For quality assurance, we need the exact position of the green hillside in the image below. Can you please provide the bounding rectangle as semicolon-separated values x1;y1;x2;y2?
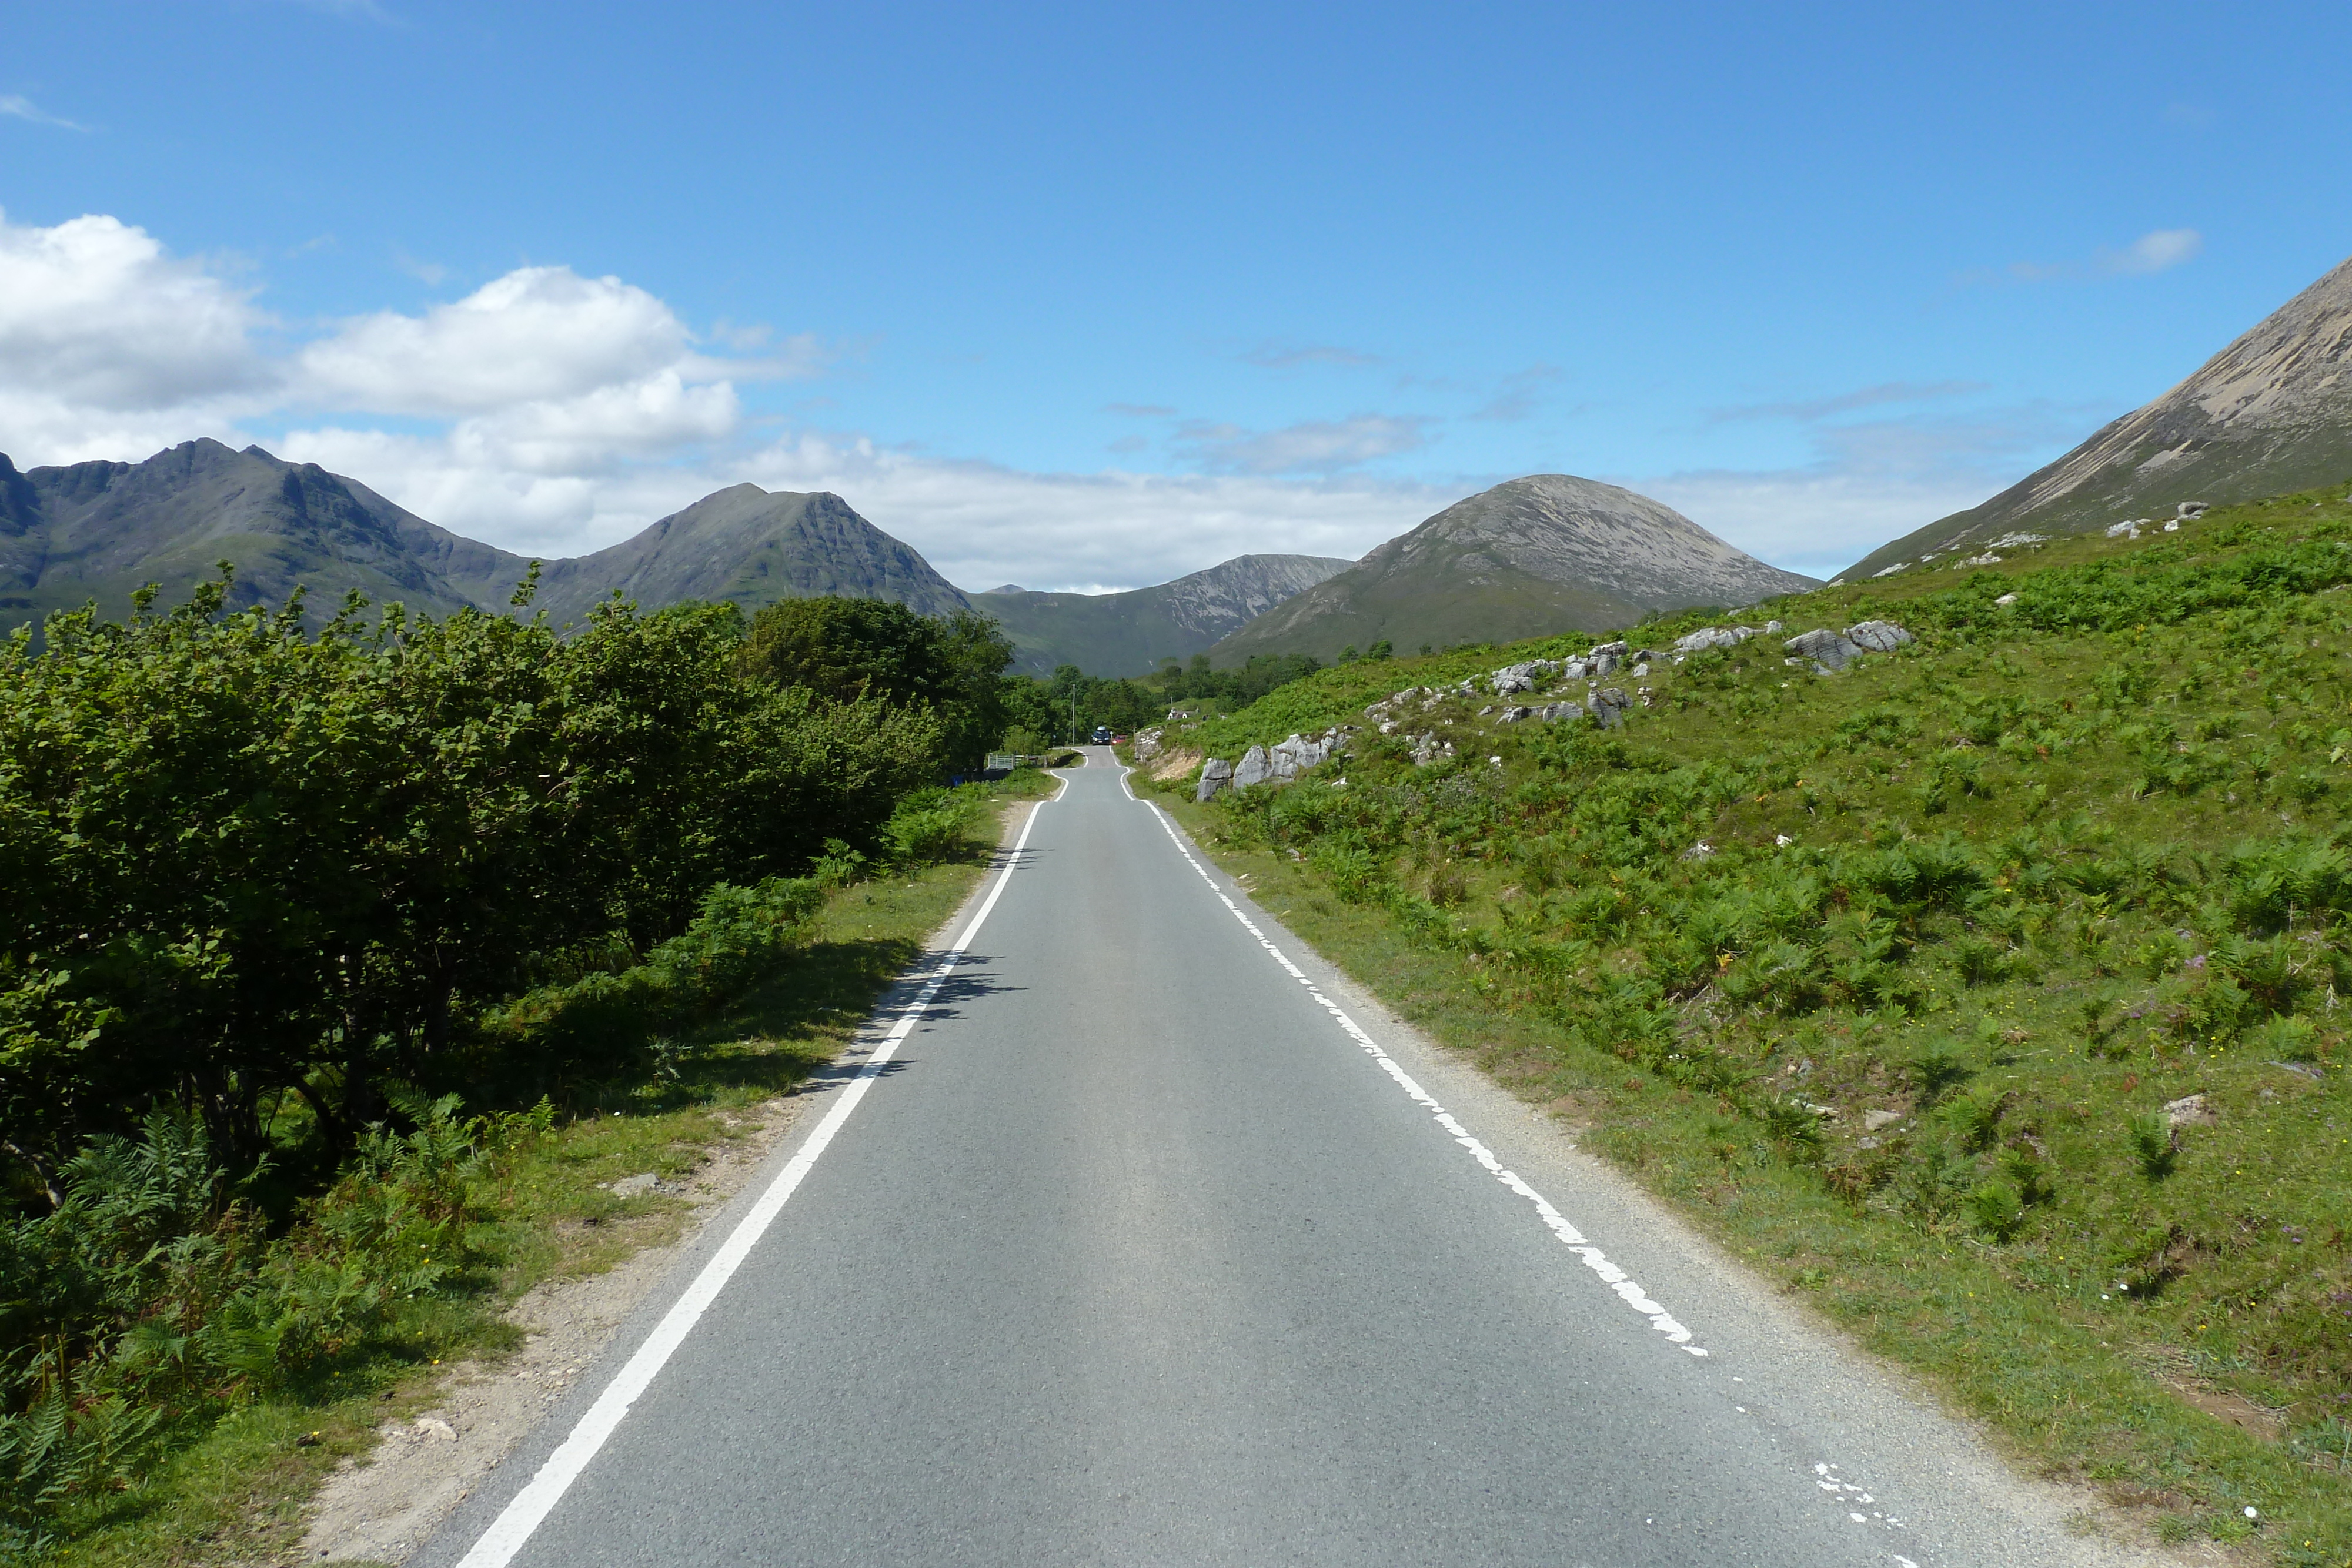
1140;482;2352;1559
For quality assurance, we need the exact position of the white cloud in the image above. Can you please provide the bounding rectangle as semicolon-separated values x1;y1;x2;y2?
725;435;1444;592
0;95;86;131
2100;228;2203;276
299;266;720;414
0;211;269;459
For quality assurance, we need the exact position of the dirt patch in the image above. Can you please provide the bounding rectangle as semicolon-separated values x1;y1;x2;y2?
2134;1345;2287;1443
1149;748;1201;783
299;1097;809;1563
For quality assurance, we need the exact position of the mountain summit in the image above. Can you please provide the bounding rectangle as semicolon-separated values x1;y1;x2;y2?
534;484;968;624
1845;253;2352;579
1207;474;1818;663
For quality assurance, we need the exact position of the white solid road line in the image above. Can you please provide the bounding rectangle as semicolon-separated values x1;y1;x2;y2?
452;795;1057;1568
1132;777;1710;1358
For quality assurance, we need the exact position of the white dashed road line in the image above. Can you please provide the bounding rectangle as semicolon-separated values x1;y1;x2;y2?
1134;788;1710;1358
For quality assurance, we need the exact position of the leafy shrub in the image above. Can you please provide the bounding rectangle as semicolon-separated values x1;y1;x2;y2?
883;788;977;866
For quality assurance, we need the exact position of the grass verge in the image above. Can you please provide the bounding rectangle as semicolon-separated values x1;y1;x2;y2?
1137;486;2352;1565
38;771;1057;1567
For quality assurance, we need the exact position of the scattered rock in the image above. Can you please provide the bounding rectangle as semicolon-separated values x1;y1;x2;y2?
1268;732;1332;780
1195;757;1234;803
1784;628;1866;671
602;1172;659;1199
1845;620;1915;654
1680;841;1715;861
2165;1093;2216;1128
1862;1109;1902;1132
1233;745;1272;788
1994;593;2019;606
1589;687;1633;728
2177;500;2208;519
413;1417;457;1443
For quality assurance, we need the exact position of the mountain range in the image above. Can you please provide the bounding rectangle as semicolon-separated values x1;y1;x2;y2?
1845;252;2352;579
22;253;2342;674
1208;474;1820;663
0;439;1349;673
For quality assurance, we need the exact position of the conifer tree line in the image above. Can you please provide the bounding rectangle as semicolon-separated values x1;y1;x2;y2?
0;573;1023;1198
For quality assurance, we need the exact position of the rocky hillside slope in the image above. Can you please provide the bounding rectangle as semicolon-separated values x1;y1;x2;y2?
0;440;965;630
1845;252;2352;580
974;553;1352;676
1207;474;1818;664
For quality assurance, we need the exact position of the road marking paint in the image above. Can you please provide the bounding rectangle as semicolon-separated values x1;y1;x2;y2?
452;796;1056;1568
1135;789;1709;1358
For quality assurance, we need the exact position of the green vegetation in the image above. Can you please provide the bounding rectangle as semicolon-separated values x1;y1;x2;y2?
1140;482;2352;1561
1004;651;1327;745
0;571;1044;1557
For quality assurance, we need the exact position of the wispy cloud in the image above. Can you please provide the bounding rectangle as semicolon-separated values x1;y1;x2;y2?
2099;228;2203;276
1635;399;2107;579
392;249;447;286
1709;379;1987;424
1173;412;1432;474
1470;363;1561;423
0;95;88;132
1973;228;2206;287
1105;402;1174;417
1240;341;1381;369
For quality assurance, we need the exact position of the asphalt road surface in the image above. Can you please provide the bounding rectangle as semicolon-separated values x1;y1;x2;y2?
420;751;2156;1568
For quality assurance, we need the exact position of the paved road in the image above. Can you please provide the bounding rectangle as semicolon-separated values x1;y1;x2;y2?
420;753;2150;1567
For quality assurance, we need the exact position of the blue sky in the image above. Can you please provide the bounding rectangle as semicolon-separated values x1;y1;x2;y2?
2;0;2347;589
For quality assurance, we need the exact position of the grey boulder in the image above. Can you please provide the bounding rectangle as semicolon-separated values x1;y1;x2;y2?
1783;628;1866;671
1196;758;1235;803
1234;745;1273;788
1846;620;1916;654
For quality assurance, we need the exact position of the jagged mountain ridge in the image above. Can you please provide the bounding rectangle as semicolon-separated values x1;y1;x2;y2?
1845;253;2352;580
975;553;1353;676
1207;474;1820;663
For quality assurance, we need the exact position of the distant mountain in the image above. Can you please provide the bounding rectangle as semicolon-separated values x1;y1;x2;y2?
0;439;524;624
533;484;968;624
0;439;966;631
1207;474;1819;663
1843;253;2352;581
973;553;1354;676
